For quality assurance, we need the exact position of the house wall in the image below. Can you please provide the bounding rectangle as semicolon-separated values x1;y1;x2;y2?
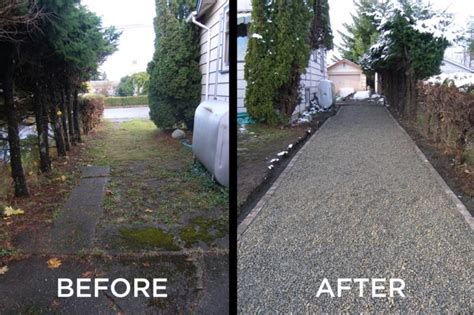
328;61;366;95
295;49;326;115
198;0;229;103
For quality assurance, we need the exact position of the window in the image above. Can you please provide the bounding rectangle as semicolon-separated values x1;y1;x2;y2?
237;23;248;62
220;6;229;72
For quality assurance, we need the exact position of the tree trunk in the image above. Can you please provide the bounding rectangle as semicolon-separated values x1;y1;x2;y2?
33;82;51;172
65;82;76;145
72;88;82;143
404;73;417;120
1;56;29;197
59;88;70;151
48;84;67;157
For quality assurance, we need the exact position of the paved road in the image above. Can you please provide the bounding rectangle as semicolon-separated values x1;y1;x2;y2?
238;105;474;313
103;106;149;121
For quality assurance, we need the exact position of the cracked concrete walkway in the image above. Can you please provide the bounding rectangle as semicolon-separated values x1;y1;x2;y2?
238;105;474;313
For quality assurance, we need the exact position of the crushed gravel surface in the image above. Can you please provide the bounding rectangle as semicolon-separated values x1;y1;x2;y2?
238;105;474;313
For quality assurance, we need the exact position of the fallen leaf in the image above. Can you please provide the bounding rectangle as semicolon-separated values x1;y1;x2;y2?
144;209;153;213
60;175;66;182
142;262;150;267
81;271;94;278
28;171;33;176
47;258;62;269
51;299;60;309
0;266;8;274
4;206;25;217
105;189;113;196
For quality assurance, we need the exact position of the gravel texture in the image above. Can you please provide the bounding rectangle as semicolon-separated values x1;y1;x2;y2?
238;105;474;313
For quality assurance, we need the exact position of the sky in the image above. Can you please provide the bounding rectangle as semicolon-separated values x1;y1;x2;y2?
82;0;156;82
328;0;474;64
81;0;473;81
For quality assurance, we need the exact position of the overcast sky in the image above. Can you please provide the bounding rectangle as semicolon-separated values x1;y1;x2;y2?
82;0;156;81
82;0;472;81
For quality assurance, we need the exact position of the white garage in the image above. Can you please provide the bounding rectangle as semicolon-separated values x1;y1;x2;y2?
328;59;367;96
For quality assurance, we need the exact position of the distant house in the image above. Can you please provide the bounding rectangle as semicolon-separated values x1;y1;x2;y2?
237;0;329;115
327;59;367;96
192;0;229;103
88;80;119;96
440;58;474;74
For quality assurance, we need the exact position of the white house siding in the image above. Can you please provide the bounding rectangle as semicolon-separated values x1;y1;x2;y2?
237;62;247;112
198;0;229;103
295;49;327;115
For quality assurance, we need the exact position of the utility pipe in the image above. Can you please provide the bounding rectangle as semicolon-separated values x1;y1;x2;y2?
214;12;224;100
187;11;211;100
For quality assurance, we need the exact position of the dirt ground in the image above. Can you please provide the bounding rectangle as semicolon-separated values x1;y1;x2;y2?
237;110;336;223
390;108;474;216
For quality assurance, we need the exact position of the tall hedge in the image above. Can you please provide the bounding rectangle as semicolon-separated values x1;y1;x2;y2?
245;0;333;125
148;0;201;130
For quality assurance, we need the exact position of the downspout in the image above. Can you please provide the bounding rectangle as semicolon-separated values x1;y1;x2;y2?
186;11;211;100
214;12;224;100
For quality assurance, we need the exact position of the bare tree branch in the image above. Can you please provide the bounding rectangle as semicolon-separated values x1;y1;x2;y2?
0;0;46;42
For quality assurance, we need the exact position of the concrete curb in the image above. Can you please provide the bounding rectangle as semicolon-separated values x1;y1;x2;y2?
237;108;342;240
385;107;474;230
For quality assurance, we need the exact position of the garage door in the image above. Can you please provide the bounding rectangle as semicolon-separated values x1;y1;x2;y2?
329;74;360;95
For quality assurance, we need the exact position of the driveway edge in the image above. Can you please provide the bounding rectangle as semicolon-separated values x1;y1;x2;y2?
385;107;474;230
237;108;342;240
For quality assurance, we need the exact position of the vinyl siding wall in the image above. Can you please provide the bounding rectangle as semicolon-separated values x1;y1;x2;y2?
198;0;229;103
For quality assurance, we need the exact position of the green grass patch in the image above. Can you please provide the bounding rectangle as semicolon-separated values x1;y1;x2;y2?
119;227;180;251
462;147;474;165
179;216;227;248
0;247;16;257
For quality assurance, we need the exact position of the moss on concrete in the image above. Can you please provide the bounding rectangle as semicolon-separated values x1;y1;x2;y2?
179;216;227;248
119;227;180;251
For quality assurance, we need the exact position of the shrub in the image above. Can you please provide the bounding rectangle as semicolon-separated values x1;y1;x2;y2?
417;82;474;163
79;95;105;134
148;0;201;130
104;96;149;107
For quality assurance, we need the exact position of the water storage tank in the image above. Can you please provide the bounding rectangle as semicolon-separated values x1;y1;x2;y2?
318;79;336;109
192;100;229;187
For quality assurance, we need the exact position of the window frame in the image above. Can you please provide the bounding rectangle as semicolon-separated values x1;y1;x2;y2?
220;5;230;73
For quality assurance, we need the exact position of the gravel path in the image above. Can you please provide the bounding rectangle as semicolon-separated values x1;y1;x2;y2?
238;105;474;313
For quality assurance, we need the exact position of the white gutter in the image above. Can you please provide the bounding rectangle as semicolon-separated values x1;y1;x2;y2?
187;11;211;100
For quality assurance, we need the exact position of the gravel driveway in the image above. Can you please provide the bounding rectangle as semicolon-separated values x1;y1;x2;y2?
238;105;474;313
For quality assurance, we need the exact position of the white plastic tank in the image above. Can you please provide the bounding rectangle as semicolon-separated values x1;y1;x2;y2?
192;100;229;187
318;79;336;109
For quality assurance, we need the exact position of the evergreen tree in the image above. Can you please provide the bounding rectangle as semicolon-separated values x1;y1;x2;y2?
338;0;381;63
245;0;332;124
360;0;451;118
245;0;333;125
148;0;201;130
116;75;134;96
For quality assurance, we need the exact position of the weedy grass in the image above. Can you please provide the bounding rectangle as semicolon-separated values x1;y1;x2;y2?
88;119;228;250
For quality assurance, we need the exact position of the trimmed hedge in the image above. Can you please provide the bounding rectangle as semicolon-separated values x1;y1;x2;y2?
104;96;149;107
79;95;105;134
